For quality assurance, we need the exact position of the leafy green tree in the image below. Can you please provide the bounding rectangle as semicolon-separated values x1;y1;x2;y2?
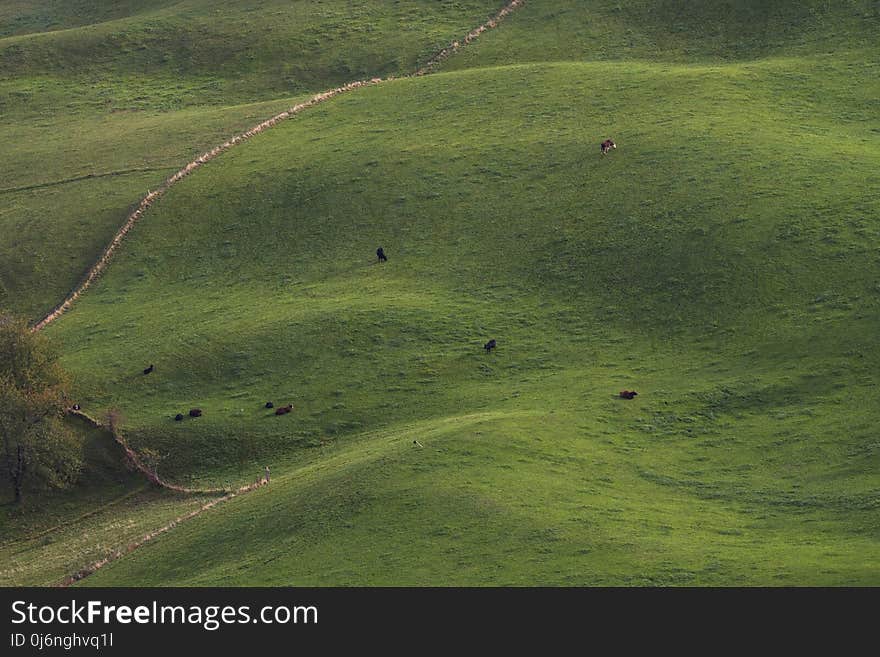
0;315;81;504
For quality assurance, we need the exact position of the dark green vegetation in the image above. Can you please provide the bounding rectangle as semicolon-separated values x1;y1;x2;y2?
3;1;879;585
0;315;79;504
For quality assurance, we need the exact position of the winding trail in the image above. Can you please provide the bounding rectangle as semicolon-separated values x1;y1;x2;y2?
45;0;527;586
32;0;526;333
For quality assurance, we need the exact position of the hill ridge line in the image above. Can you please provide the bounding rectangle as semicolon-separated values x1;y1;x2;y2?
32;0;526;333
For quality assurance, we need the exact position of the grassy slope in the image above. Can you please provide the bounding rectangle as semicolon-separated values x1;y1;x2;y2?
83;410;880;586
0;96;306;318
42;43;880;585
0;0;501;318
0;420;220;586
0;1;182;38
0;0;504;584
444;0;880;67
4;0;878;585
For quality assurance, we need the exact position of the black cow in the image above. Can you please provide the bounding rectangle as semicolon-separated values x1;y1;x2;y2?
484;339;497;353
377;247;388;262
265;401;274;409
174;413;184;421
189;408;203;417
143;364;154;375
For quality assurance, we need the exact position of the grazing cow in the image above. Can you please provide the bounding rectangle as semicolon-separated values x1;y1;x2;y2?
72;403;81;411
174;413;184;421
600;139;617;155
143;364;154;375
619;390;638;400
377;247;388;262
484;339;497;353
265;401;274;409
275;404;293;415
189;408;203;417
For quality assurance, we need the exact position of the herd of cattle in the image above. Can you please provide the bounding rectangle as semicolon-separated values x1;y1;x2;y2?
169;401;294;421
133;138;634;424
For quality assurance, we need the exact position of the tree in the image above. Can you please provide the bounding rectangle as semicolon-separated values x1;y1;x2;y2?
0;314;81;504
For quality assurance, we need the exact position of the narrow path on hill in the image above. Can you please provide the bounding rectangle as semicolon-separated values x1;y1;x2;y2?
47;0;527;586
32;0;526;333
0;168;169;195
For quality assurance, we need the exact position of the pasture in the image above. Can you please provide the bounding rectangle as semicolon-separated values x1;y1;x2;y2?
1;0;877;585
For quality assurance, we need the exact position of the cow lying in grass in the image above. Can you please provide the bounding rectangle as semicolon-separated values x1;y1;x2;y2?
275;404;293;415
619;390;638;400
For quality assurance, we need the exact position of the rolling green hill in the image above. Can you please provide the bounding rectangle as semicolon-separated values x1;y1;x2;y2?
3;0;878;585
0;0;501;319
444;0;879;67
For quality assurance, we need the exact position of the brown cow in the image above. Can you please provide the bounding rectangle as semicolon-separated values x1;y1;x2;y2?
275;404;293;415
619;390;638;400
600;139;617;155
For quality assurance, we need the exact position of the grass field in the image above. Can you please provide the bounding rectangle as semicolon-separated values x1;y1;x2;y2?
0;0;501;318
2;0;878;586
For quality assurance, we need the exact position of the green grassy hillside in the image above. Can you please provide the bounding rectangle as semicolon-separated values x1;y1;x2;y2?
50;57;880;584
0;0;501;318
444;0;879;68
0;0;502;114
4;0;879;585
82;409;880;586
0;1;181;38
